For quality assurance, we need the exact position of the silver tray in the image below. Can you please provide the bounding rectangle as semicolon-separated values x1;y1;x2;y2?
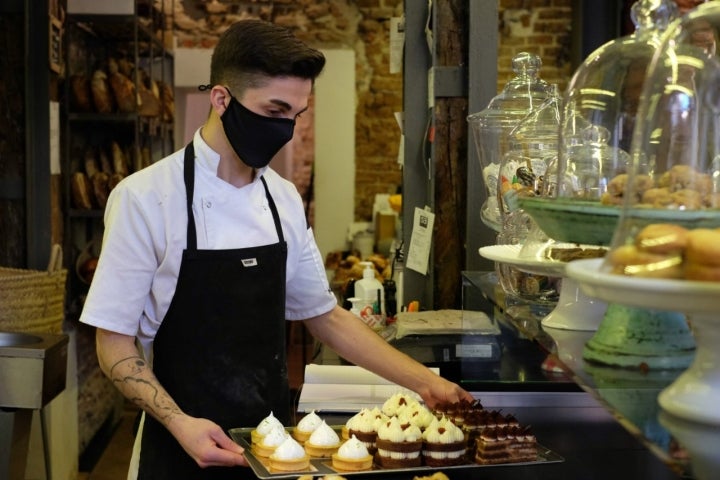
229;426;564;479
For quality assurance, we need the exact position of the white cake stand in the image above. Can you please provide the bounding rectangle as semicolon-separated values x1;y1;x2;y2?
480;245;607;331
567;258;720;480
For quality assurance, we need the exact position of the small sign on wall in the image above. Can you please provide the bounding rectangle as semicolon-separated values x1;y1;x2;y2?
49;15;62;73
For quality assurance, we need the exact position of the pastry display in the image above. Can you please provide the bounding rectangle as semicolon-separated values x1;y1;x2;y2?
331;434;373;471
421;416;467;467
304;420;341;458
375;416;423;468
267;436;310;472
241;397;546;474
250;411;284;445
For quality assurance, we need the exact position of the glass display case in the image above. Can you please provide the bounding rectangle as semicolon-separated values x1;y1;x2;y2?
461;270;692;478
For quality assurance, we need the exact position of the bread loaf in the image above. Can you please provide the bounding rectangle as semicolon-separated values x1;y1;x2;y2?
111;141;128;176
99;147;113;174
109;71;136;113
71;172;94;210
70;74;93;112
137;69;161;117
84;148;99;178
91;70;114;113
91;172;110;208
158;80;175;122
108;172;124;191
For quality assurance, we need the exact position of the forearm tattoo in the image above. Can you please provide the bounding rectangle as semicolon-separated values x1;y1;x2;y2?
109;356;183;425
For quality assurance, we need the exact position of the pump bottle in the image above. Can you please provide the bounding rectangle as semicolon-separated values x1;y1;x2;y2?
353;261;385;322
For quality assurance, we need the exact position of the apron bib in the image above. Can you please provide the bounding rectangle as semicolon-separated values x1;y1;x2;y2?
137;142;289;479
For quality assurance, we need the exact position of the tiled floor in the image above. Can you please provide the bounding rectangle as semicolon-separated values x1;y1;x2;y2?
78;407;135;479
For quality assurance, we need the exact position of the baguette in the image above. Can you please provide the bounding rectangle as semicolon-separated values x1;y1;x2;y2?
71;172;94;210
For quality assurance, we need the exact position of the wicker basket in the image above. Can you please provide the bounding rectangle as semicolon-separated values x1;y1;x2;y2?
0;245;68;334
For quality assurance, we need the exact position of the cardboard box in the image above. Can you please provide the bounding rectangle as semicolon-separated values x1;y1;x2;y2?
375;212;396;244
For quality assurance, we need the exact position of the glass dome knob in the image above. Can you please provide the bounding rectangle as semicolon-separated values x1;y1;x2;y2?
631;0;678;36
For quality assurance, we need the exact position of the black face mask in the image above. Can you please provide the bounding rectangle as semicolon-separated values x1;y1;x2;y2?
220;92;295;169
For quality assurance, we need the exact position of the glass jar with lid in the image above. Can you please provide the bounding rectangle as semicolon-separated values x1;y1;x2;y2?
468;52;553;232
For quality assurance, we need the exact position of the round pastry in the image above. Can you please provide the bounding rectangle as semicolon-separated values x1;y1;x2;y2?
397;403;435;430
607;244;684;279
640;187;673;207
251;411;284;445
684;262;720;281
381;392;420;417
251;424;289;458
345;407;386;454
268;436;310;472
422;416;467;467
671;188;704;209
375;417;423;468
304;420;341;458
685;228;720;266
292;410;323;444
331;434;374;471
635;223;689;254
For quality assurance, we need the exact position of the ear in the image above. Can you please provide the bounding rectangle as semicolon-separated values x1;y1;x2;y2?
209;85;231;116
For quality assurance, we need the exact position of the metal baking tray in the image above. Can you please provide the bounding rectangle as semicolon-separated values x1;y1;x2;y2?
229;426;564;479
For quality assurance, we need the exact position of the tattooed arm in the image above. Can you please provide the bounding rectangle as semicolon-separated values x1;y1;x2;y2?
95;328;248;468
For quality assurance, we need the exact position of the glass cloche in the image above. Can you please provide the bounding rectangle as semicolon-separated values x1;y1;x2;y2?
603;2;720;280
468;52;553;232
519;0;679;246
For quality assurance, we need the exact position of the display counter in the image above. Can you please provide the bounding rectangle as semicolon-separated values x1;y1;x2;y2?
304;271;688;479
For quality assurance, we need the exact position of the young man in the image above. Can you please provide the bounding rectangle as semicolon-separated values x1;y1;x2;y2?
80;19;472;479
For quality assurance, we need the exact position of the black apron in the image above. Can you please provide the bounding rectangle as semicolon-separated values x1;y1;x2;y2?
138;141;289;479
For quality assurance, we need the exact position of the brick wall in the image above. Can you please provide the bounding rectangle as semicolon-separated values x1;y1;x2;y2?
498;0;574;94
171;1;576;222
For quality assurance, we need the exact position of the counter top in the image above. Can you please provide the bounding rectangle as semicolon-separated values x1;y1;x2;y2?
304;271;689;478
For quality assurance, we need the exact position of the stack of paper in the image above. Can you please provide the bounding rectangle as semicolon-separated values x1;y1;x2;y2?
297;364;438;413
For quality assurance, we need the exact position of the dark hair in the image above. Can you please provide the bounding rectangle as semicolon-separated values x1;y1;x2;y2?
210;19;326;92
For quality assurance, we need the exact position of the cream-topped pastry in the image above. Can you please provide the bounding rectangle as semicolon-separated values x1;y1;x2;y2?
381;392;420;417
331;434;374;471
304;420;341;458
398;403;435;430
344;407;386;453
422;416;467;466
293;410;323;443
268;436;310;472
375;416;423;468
342;409;365;440
252;424;289;458
251;411;284;445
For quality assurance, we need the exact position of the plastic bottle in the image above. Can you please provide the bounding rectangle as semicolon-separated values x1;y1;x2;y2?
353;261;385;329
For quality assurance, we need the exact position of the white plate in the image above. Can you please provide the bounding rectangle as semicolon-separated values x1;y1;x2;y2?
478;245;566;276
567;258;720;425
565;259;720;314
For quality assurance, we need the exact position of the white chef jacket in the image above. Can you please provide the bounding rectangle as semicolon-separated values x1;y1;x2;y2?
80;129;337;360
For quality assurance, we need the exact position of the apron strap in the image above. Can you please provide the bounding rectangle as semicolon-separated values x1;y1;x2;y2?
260;176;285;245
183;141;198;252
